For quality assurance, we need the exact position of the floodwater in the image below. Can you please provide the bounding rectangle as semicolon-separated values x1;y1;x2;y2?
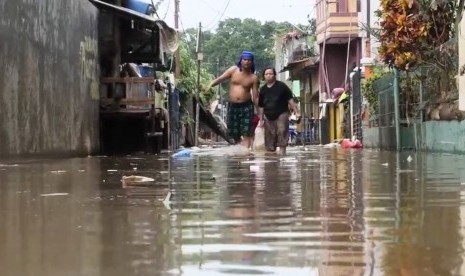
1;146;465;276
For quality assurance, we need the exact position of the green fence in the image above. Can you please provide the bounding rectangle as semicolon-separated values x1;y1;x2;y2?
368;73;397;150
373;73;395;127
365;70;423;151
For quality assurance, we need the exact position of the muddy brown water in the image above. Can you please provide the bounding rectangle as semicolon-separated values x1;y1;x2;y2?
1;147;465;275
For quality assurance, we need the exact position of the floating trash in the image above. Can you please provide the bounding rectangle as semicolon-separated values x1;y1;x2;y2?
0;164;19;167
50;170;67;174
249;165;260;172
40;193;69;197
121;175;155;183
241;160;276;164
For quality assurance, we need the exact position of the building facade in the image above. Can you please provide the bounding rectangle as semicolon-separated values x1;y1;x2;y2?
315;0;362;143
275;31;320;143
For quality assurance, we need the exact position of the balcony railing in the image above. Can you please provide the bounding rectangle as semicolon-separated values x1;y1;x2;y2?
315;0;360;43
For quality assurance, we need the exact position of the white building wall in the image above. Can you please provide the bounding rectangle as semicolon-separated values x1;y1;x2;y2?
358;0;381;62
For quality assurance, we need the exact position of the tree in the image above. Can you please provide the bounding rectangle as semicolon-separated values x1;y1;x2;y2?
308;18;316;34
377;0;458;71
377;0;464;97
177;18;316;104
375;0;465;121
196;18;298;76
176;42;216;106
377;0;429;70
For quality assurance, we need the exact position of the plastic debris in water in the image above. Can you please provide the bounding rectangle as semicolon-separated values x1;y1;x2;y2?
172;148;194;158
323;143;340;148
174;145;250;158
121;175;155;183
241;159;276;164
0;164;19;167
40;193;69;197
51;170;67;174
162;192;172;210
249;165;260;172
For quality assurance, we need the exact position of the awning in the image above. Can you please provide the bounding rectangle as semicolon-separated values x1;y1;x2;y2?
280;57;319;73
89;0;178;56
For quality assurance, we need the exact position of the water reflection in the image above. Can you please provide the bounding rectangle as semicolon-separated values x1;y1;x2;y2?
1;148;465;275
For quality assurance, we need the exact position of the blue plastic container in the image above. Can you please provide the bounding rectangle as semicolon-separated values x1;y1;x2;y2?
125;0;154;15
138;65;154;77
172;149;193;158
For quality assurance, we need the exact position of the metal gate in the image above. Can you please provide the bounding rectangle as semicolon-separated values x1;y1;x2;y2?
350;70;362;140
372;72;397;150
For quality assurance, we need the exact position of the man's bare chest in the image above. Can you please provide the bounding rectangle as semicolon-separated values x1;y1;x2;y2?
231;74;254;87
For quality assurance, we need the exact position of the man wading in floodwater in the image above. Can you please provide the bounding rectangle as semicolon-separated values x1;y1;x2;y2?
207;51;259;148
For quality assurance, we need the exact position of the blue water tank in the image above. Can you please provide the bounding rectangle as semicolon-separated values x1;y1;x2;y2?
138;65;154;77
125;0;154;15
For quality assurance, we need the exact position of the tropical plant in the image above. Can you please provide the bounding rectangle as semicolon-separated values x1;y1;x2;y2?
377;0;429;71
361;67;389;117
377;0;465;103
176;42;216;105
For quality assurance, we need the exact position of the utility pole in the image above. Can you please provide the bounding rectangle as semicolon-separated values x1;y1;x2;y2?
217;58;223;120
194;22;203;146
393;68;401;151
364;0;372;79
174;0;181;78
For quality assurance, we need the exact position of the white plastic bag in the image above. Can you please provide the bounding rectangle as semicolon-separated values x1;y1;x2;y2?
253;121;266;151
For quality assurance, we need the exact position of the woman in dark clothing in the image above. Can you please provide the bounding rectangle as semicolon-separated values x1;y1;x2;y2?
258;67;300;155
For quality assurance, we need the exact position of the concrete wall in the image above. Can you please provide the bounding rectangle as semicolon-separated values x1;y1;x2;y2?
419;121;465;153
363;121;465;153
0;0;100;157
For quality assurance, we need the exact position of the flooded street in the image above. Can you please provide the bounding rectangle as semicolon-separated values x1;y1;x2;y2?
2;147;465;275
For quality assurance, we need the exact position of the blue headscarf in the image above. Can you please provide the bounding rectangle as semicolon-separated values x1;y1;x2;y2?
237;51;255;73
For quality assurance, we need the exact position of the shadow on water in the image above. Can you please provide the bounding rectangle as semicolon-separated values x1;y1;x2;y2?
1;147;465;275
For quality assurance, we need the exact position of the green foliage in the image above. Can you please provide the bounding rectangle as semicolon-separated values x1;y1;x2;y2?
175;17;317;110
202;18;279;74
182;18;315;77
376;0;464;101
361;67;389;116
176;42;216;105
399;72;421;119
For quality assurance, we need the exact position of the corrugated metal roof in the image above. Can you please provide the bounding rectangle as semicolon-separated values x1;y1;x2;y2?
89;0;178;53
280;57;319;73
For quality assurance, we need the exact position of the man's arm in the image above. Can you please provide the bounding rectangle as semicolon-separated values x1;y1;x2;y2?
207;66;236;89
251;75;259;105
257;87;266;121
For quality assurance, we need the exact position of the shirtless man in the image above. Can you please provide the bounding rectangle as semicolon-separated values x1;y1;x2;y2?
207;51;259;148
